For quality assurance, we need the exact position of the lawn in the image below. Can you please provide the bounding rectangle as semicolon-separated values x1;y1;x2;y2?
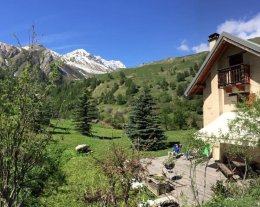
40;119;194;206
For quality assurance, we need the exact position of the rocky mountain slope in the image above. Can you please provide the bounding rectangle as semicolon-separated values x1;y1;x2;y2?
52;51;208;130
0;42;125;79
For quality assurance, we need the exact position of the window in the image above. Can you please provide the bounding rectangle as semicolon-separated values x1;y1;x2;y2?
229;53;244;84
229;53;243;66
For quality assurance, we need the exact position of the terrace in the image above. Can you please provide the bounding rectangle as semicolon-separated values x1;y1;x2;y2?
144;156;226;206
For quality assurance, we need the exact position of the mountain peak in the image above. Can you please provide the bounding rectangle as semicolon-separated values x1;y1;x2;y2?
66;49;91;57
0;42;126;79
63;48;126;74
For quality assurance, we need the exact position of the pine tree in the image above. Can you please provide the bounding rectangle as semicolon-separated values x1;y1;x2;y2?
74;89;98;136
126;88;166;150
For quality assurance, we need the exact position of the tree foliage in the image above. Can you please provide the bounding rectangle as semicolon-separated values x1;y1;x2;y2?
203;100;260;206
173;109;186;129
84;143;147;206
0;68;54;207
228;98;260;146
125;81;138;95
222;97;260;180
176;83;185;96
119;71;126;85
116;94;126;105
158;78;168;90
73;89;98;136
46;52;206;129
176;72;185;82
126;89;166;150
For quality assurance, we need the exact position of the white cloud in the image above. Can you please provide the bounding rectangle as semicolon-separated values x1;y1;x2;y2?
192;43;209;53
178;13;260;55
177;40;190;52
190;13;260;54
217;13;260;39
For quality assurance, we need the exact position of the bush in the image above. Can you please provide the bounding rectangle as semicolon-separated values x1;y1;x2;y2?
116;94;127;105
111;111;125;129
159;78;169;90
211;180;232;198
176;84;185;96
107;73;114;80
176;72;185;82
205;179;260;207
169;81;176;90
126;82;138;95
160;92;172;103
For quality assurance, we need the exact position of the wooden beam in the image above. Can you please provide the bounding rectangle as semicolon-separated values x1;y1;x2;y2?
196;84;205;89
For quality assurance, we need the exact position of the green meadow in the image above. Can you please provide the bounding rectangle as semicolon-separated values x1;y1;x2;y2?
40;119;193;206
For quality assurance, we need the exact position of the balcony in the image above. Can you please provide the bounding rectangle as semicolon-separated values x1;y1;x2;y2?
218;64;250;88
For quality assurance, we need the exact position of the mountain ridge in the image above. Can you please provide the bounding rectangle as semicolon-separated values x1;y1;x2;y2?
0;42;126;80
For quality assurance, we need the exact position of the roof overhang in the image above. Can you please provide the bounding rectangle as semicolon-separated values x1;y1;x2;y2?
185;32;260;96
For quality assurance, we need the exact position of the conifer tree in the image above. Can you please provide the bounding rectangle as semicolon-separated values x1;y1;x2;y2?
74;89;98;136
126;88;166;150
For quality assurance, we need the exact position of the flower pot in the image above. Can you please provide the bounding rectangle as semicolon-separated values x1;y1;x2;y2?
164;163;175;170
147;176;172;195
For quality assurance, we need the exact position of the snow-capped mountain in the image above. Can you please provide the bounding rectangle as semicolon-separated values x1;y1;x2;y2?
0;42;126;79
62;49;125;75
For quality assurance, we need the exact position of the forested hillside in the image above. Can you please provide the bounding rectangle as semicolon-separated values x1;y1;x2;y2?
51;52;208;130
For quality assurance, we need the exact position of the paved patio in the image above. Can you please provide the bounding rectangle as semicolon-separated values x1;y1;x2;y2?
144;155;226;206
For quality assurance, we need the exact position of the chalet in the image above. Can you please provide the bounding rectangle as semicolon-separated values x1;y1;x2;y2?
185;32;260;162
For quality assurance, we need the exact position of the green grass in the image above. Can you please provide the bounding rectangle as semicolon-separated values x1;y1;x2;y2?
40;119;193;206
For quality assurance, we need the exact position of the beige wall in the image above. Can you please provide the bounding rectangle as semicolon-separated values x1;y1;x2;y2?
203;45;260;127
212;143;260;162
202;45;260;161
247;52;260;93
212;143;260;163
203;62;220;126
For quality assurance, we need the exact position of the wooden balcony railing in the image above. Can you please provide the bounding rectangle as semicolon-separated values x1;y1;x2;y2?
218;64;250;88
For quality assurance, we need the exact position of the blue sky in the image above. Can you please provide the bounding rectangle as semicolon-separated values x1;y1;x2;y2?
1;0;260;67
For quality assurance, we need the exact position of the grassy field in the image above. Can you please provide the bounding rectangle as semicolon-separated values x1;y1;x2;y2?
40;119;194;206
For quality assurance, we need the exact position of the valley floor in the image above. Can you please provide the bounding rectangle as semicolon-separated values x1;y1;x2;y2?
40;119;193;207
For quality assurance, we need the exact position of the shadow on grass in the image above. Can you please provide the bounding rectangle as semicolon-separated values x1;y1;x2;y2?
165;141;181;148
149;141;181;151
50;123;70;131
51;131;71;135
92;135;121;140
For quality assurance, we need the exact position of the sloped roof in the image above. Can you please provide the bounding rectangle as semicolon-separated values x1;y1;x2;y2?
185;32;260;96
197;111;259;146
199;112;237;137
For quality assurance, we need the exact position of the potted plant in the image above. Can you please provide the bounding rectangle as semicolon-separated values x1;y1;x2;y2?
163;157;175;170
152;175;164;182
147;175;171;195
